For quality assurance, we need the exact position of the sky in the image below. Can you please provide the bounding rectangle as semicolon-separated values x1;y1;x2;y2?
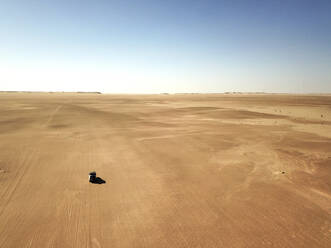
0;0;330;93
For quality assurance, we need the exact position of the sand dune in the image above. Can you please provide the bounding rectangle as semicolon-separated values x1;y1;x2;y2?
0;93;330;247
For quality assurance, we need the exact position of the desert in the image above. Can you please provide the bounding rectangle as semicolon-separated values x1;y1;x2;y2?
0;93;330;247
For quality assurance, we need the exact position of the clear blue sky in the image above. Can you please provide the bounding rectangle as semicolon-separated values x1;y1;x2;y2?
1;0;330;93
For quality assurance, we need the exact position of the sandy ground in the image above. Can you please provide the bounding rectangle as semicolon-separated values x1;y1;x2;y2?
0;93;330;248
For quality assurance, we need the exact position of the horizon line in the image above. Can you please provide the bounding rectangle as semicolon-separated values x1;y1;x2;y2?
1;91;331;95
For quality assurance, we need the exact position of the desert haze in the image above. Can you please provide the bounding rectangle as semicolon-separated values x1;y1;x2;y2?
0;93;330;247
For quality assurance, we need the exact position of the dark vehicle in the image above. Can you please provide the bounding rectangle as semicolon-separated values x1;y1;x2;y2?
89;171;106;184
89;171;97;182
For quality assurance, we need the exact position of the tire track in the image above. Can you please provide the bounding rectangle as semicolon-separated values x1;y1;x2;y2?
0;147;39;248
44;105;63;127
0;147;39;218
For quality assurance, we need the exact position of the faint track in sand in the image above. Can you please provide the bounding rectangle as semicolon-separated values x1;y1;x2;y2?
0;147;39;218
43;105;63;127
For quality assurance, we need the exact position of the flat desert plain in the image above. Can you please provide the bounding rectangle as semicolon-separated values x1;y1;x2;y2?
0;93;330;248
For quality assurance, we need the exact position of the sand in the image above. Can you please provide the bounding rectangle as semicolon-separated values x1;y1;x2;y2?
0;93;330;247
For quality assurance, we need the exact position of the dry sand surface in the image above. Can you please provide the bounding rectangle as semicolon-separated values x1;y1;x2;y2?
0;93;330;248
